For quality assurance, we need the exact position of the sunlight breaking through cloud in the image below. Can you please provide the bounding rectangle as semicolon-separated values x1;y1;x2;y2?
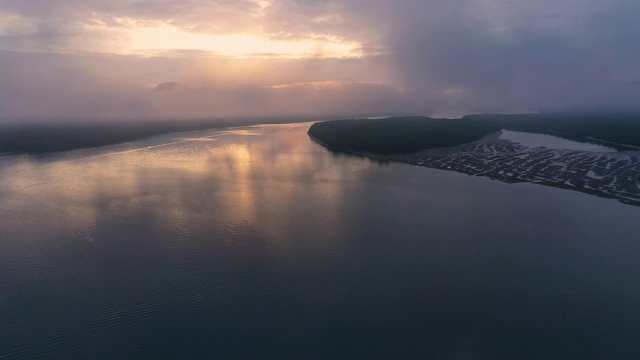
0;0;638;120
125;23;362;58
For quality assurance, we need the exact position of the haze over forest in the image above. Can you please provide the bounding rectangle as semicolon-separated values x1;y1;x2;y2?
1;0;639;122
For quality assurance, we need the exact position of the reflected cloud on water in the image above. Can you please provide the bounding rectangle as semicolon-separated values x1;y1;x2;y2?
0;123;370;260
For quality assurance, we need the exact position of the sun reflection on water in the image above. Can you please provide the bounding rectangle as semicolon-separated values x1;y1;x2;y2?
0;123;361;256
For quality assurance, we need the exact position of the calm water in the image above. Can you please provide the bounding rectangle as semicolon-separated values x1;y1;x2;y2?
1;123;639;359
500;130;617;152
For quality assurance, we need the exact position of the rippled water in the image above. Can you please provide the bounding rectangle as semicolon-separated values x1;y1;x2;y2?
1;123;639;359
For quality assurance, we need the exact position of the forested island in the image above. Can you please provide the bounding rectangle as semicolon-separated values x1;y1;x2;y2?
308;117;500;154
308;114;640;206
308;114;640;154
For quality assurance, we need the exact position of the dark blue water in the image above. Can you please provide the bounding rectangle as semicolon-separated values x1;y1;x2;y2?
1;123;639;359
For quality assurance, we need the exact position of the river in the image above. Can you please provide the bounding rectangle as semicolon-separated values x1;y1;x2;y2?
1;122;639;359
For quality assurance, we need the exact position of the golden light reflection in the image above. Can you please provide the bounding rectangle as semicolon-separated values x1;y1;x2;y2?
0;124;355;254
218;143;259;224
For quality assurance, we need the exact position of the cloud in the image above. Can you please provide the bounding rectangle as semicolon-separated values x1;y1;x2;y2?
375;0;640;112
0;49;408;120
0;0;639;121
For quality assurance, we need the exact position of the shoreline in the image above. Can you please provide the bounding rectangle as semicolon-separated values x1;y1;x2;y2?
309;130;640;207
0;117;322;155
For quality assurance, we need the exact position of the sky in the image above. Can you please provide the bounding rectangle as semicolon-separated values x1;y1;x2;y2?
0;0;639;121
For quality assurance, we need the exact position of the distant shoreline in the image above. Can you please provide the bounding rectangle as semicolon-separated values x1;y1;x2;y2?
4;112;640;156
307;116;640;207
0;116;322;155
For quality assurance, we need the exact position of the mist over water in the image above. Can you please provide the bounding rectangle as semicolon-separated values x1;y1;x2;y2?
1;123;639;359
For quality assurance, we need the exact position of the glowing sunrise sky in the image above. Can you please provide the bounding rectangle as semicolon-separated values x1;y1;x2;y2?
0;0;639;120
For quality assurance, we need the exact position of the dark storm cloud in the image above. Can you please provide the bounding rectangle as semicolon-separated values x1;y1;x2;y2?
369;0;640;112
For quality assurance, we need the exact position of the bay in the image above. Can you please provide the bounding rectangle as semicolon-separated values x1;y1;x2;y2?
1;122;639;359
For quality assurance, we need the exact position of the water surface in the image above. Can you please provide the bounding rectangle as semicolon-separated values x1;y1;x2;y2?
499;130;617;152
1;123;639;359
